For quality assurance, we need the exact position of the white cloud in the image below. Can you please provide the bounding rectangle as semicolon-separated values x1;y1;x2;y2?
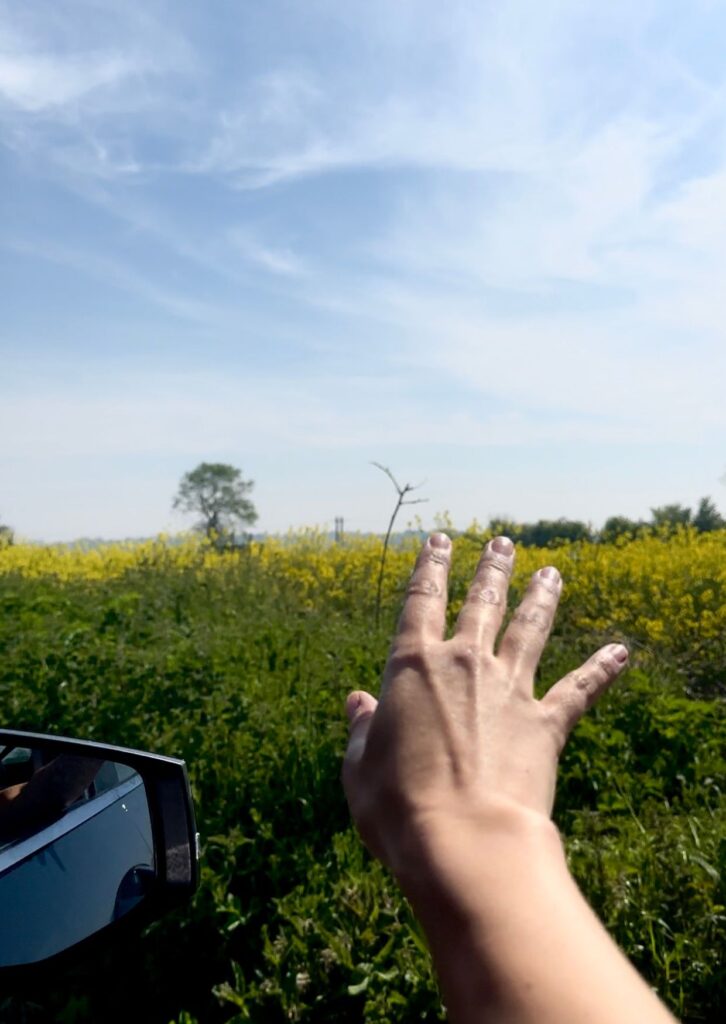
0;50;142;111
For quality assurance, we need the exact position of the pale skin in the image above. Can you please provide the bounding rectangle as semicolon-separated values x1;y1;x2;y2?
342;533;678;1024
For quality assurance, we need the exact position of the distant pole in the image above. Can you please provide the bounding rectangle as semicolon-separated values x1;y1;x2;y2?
334;517;344;543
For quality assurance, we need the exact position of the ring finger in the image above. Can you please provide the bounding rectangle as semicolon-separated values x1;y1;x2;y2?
497;565;562;680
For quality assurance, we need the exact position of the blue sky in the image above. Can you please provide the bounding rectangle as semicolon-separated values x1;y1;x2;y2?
2;0;725;541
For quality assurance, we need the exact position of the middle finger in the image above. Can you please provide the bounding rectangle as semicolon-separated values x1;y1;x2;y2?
454;536;515;649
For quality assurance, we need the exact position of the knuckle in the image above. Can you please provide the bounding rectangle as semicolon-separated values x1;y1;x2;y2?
419;548;450;568
387;641;433;676
466;560;511;604
406;576;444;599
592;654;614;680
479;554;511;578
466;583;502;606
501;629;529;655
531;575;560;597
449;639;482;674
531;598;556;620
566;669;600;711
570;670;592;695
511;608;550;634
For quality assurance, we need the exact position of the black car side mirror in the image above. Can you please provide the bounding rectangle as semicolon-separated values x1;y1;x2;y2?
0;729;199;973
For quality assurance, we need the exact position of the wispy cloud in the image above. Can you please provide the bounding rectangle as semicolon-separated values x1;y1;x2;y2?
192;60;545;189
0;49;144;112
3;0;726;538
0;367;667;462
0;0;193;182
226;228;307;277
3;237;224;325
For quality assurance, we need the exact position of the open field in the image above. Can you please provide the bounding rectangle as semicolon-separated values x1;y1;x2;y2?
0;529;724;1022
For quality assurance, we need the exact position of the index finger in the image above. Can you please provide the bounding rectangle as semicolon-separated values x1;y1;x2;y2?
395;533;452;643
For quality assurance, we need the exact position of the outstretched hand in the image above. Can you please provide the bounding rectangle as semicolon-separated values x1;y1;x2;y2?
342;533;629;880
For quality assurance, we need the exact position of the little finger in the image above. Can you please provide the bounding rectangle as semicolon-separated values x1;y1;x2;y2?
540;644;629;751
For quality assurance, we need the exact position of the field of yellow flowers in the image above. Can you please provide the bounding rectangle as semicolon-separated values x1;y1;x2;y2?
2;526;723;692
0;528;724;1023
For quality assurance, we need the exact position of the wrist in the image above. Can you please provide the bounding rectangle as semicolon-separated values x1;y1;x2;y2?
393;798;568;917
391;803;676;1024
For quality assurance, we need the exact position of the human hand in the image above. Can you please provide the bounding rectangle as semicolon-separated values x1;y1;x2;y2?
342;533;629;881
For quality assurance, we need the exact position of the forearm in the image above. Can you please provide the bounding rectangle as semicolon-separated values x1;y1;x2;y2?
0;757;103;835
400;804;677;1024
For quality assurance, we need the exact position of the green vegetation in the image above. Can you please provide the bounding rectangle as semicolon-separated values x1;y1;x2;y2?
0;537;723;1023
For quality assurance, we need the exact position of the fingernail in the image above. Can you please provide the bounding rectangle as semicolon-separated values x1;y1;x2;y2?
429;532;451;550
612;644;629;664
540;566;560;582
491;535;513;556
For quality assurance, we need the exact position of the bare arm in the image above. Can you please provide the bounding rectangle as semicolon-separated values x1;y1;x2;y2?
0;755;103;839
342;533;677;1024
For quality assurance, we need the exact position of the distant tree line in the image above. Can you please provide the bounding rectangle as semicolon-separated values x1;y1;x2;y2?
486;496;724;548
0;512;13;547
2;471;724;551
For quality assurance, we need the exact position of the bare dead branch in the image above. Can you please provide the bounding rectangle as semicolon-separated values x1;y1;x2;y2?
372;462;429;627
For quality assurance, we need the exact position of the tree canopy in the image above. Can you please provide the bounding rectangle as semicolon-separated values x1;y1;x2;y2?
0;512;13;547
173;463;257;545
650;502;692;529
693;496;725;533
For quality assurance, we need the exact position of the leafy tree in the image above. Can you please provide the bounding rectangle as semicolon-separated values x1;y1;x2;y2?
522;518;593;547
692;496;724;533
487;517;592;548
600;515;648;543
173;463;257;546
487;516;520;541
650;503;692;530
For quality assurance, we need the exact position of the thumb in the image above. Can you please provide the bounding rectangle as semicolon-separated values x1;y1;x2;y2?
343;690;378;768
